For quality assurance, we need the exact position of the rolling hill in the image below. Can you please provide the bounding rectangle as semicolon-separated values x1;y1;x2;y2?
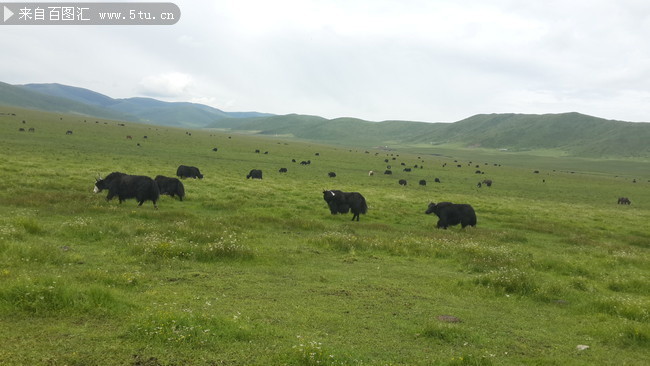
210;112;650;158
2;81;650;158
0;82;272;127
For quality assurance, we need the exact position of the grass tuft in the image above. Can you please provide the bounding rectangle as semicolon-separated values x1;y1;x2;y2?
475;267;539;296
0;277;128;316
127;311;252;347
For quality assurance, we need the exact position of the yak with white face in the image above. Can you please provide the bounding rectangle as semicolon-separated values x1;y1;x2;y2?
323;190;367;221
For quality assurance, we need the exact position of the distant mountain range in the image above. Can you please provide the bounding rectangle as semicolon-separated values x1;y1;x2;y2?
0;82;272;127
2;81;649;158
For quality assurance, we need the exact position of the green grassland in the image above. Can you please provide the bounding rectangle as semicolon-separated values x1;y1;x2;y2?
0;108;649;365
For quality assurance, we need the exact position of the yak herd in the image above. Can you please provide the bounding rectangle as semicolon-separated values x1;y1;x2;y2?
93;165;203;208
92;151;634;229
92;159;479;228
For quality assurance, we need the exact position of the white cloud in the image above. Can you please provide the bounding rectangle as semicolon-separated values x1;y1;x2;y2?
138;73;194;98
2;0;650;122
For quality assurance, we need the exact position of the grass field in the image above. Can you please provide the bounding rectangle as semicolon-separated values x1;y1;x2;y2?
1;108;649;365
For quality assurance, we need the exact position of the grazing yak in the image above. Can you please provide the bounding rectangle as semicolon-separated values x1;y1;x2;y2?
247;169;263;179
94;172;160;208
323;190;368;221
481;179;493;187
328;172;337;178
425;202;476;229
419;179;427;186
278;167;288;173
176;165;203;179
154;175;185;201
399;179;407;186
618;197;631;205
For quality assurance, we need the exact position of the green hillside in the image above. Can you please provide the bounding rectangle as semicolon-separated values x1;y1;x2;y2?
1;107;648;365
1;82;272;127
211;112;650;158
3;81;650;158
0;81;133;120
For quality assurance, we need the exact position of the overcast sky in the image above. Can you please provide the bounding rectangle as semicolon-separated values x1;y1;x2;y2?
2;0;650;122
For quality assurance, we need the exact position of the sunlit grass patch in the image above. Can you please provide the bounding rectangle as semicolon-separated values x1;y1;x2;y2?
475;267;539;296
127;311;252;347
14;216;45;235
288;336;354;366
591;295;649;322
130;229;254;262
195;230;254;261
312;231;442;256
448;354;495;366
607;276;650;295
421;323;476;346
0;277;129;316
0;240;72;265
616;325;650;348
455;241;525;273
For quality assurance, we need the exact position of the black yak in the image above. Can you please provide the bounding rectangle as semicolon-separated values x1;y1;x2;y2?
419;179;427;186
247;169;263;179
425;202;476;229
618;197;631;205
328;172;337;178
399;179;407;186
176;165;203;179
323;190;368;221
279;168;288;173
154;175;185;201
94;172;160;208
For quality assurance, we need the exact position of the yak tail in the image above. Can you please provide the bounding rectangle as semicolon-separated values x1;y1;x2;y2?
360;195;368;214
